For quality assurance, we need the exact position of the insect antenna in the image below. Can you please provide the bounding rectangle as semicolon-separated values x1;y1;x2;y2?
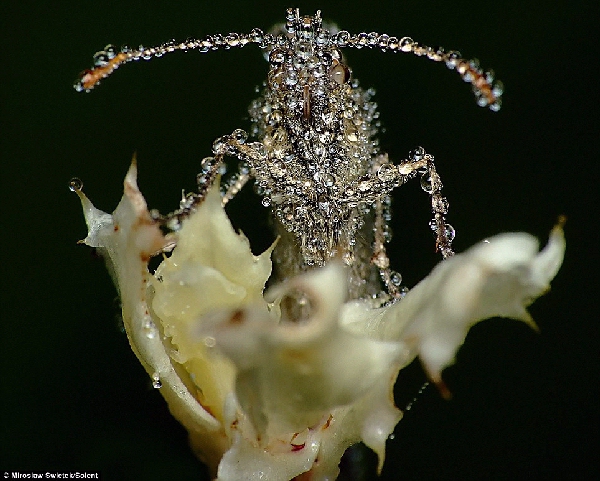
333;31;502;110
75;8;503;111
73;29;268;92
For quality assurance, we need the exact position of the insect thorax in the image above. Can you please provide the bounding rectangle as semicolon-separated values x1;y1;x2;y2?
245;13;390;297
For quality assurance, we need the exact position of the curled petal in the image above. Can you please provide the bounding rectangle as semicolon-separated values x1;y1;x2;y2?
373;221;566;387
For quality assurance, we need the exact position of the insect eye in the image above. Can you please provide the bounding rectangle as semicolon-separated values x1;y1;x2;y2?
328;61;350;85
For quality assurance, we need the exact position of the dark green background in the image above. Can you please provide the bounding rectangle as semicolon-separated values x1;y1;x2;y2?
2;0;598;479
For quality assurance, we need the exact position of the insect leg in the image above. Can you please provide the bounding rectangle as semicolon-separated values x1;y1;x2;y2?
397;147;455;259
372;196;407;299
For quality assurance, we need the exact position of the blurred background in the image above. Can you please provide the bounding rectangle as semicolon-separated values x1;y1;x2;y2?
2;0;598;479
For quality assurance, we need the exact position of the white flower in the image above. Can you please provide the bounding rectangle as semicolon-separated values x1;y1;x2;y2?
75;160;564;480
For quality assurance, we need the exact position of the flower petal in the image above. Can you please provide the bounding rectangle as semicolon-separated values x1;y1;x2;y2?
151;179;274;423
76;160;229;473
374;221;566;388
205;262;404;479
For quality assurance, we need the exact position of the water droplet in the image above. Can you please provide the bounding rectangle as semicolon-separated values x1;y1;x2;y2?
93;51;109;66
492;80;504;97
318;196;330;214
390;271;402;286
69;177;83;191
143;320;157;339
232;129;248;144
489;101;501;112
248;142;266;158
444;224;456;242
322;173;335;187
203;336;216;348
104;44;117;59
285;71;298;86
166;217;181;231
269;48;286;63
261;197;272;207
388;433;396;440
346;130;359;142
410;146;425;162
420;174;433;193
200;156;215;172
377;164;396;182
329;62;350;85
152;373;162;389
477;96;489;107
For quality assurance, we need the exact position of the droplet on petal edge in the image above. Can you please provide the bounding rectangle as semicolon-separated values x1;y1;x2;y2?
69;177;83;191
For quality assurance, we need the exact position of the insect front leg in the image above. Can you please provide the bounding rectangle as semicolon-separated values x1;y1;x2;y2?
151;129;260;230
221;165;251;206
397;147;455;259
208;129;271;207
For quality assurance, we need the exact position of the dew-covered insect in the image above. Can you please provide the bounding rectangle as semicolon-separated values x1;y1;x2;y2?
75;7;503;304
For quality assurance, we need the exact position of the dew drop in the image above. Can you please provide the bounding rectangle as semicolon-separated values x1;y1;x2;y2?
166;217;181;231
318;196;330;214
322;173;335;187
399;36;414;52
420;174;433;193
92;51;109;66
261;197;272;207
203;336;216;348
377;164;396;182
444;224;456;242
410;146;425;162
390;271;402;286
232;129;248;144
104;44;117;59
152;373;162;389
143;320;157;339
69;177;83;192
200;156;215;172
